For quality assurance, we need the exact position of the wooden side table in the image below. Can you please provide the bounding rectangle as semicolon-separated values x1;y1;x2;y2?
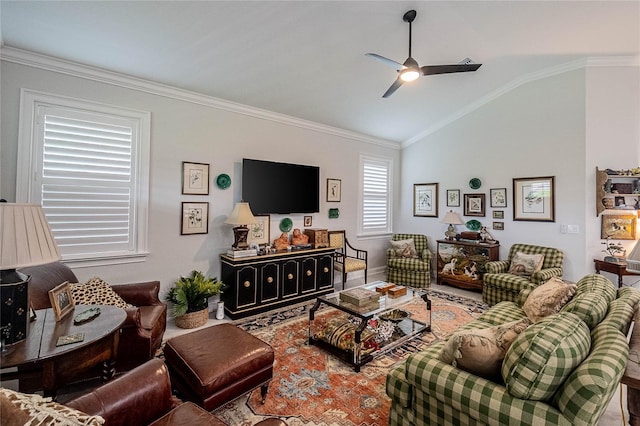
594;259;639;288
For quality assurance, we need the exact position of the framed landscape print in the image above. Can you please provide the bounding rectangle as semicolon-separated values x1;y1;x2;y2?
464;193;485;217
248;215;270;245
601;214;636;240
447;189;460;207
490;188;507;207
181;202;209;235
493;210;504;219
513;176;555;222
182;162;209;195
414;183;438;217
327;178;341;202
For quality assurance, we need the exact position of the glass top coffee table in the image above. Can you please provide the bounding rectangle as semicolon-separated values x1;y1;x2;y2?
308;281;431;372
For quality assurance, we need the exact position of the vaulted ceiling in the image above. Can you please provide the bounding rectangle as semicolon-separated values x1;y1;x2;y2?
1;1;638;144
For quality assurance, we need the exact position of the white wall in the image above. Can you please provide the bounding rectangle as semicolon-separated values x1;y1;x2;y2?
0;59;400;294
398;66;638;283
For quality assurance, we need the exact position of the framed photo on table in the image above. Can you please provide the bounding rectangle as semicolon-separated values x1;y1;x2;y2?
327;179;341;202
513;176;555;222
464;193;485;217
490;188;507;208
447;189;460;207
182;162;210;195
248;215;270;246
181;202;209;235
48;282;75;321
414;183;439;217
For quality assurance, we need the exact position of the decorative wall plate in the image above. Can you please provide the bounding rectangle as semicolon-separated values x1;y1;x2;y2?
216;174;231;189
466;219;481;231
328;208;340;219
279;217;293;232
469;178;482;189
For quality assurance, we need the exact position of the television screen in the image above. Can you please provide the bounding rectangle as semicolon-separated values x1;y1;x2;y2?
242;158;320;214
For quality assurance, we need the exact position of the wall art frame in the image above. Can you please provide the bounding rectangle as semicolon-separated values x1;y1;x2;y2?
601;214;636;240
493;210;504;219
181;202;209;235
493;222;505;231
447;189;460;207
327;178;341;202
414;183;439;217
182;161;210;195
490;188;507;208
304;216;312;227
513;176;555;222
248;215;270;246
464;193;485;217
48;282;75;322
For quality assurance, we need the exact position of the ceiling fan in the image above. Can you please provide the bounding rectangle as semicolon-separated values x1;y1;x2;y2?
366;9;482;98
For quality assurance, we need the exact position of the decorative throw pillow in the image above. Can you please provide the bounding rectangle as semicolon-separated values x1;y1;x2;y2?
438;317;531;380
389;238;418;258
508;252;545;276
502;312;590;401
522;277;577;322
69;277;132;309
0;387;104;425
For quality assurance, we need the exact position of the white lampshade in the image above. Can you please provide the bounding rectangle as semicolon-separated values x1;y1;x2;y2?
225;202;256;226
441;210;464;225
0;203;61;270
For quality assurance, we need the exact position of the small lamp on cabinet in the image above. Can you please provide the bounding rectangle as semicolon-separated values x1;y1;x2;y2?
225;202;256;250
441;210;464;240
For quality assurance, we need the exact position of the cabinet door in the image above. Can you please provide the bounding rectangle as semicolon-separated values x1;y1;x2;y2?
281;260;299;298
236;266;258;309
260;262;279;303
316;254;333;290
301;257;317;293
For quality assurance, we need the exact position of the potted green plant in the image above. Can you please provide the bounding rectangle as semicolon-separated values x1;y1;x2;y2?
165;270;225;328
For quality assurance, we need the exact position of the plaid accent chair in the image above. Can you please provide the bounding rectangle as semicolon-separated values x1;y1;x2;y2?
482;244;563;306
386;234;431;288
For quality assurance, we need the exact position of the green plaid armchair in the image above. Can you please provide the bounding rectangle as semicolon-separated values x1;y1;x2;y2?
482;244;564;306
386;234;431;288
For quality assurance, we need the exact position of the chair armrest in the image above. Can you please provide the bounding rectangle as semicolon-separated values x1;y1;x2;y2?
485;260;510;273
419;249;432;263
121;307;142;329
530;268;563;285
66;359;175;425
111;281;162;306
387;248;398;260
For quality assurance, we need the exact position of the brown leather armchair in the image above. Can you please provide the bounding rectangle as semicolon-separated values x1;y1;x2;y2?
20;261;167;373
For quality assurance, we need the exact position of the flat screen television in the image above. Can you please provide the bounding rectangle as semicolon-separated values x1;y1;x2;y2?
242;158;320;214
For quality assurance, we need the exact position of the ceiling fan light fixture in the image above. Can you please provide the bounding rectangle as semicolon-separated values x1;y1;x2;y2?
400;68;420;82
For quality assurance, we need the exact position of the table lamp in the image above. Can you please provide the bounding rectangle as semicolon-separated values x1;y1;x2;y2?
441;210;465;240
225;202;256;250
1;203;61;345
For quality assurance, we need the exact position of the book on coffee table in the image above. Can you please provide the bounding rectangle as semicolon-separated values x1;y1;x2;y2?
339;288;380;306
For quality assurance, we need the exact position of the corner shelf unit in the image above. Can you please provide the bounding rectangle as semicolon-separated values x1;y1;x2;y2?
596;167;640;216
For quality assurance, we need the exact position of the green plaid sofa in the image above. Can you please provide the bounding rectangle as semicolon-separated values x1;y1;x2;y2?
386;234;431;288
482;244;564;306
387;274;639;426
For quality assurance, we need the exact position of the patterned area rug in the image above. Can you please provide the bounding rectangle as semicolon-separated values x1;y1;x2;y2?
212;289;487;426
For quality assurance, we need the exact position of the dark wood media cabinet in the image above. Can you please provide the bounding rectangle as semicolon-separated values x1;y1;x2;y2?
220;247;335;319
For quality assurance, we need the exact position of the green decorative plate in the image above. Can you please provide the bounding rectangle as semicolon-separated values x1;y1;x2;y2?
469;178;482;190
466;219;481;231
328;208;340;219
279;217;293;232
216;174;231;189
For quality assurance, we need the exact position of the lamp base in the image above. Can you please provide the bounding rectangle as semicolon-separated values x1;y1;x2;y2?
232;225;250;250
444;224;457;241
0;269;30;345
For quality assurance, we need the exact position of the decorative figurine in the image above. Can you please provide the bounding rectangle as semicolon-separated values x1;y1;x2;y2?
273;232;291;251
291;228;309;245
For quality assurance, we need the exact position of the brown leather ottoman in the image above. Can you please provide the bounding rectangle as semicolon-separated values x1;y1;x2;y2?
164;323;275;411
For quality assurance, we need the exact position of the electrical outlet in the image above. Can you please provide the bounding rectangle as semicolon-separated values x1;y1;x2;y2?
560;224;568;234
567;225;579;234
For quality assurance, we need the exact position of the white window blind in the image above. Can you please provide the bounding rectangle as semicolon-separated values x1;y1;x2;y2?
17;90;150;264
360;155;392;235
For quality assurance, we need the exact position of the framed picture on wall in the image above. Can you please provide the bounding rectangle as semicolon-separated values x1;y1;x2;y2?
513;176;555;222
182;162;210;195
464;193;485;217
447;189;460;207
181;202;209;235
490;188;507;208
601;214;636;240
327;179;341;202
414;183;439;217
304;216;312;227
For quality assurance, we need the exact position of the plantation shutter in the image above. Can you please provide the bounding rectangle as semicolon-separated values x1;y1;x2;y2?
361;156;391;233
37;106;137;256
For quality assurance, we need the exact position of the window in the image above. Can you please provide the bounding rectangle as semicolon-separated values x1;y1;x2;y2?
359;155;392;235
17;90;150;265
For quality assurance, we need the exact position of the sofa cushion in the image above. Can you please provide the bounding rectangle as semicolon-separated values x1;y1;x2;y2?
70;277;132;309
389;238;418;258
560;291;609;329
522;277;576;322
599;298;636;334
0;387;104;426
502;312;591;401
576;274;616;303
387;257;429;271
439;318;530;379
508;252;544;276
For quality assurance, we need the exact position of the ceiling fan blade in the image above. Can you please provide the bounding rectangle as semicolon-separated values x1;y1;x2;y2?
365;53;406;70
420;63;482;76
382;78;404;98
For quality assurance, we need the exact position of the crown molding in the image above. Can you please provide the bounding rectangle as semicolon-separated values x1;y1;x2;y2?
402;55;639;148
0;46;399;150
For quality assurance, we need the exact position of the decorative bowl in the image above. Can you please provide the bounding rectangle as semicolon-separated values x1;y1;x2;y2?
379;309;411;322
469;178;482;189
216;174;231;189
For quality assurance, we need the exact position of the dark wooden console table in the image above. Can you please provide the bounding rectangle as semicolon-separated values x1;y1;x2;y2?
594;259;639;288
0;304;125;397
